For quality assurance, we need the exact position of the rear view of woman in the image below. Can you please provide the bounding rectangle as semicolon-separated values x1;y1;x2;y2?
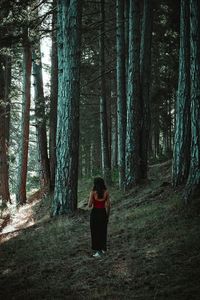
88;177;111;258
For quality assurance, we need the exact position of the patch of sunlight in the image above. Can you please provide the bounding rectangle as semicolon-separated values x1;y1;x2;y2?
2;268;12;275
0;231;19;243
27;187;39;196
145;247;158;259
1;198;40;243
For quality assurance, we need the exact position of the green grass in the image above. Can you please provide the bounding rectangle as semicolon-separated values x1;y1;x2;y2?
1;165;200;299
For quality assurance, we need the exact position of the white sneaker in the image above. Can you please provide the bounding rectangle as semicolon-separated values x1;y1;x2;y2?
101;250;106;254
93;251;101;258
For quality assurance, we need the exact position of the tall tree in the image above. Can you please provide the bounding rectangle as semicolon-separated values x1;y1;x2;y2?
5;56;12;144
49;0;58;191
0;55;11;203
16;32;32;205
52;0;82;215
172;0;190;186
116;0;126;189
184;0;200;202
32;41;51;190
99;0;112;184
140;0;152;179
124;0;129;78
125;0;141;188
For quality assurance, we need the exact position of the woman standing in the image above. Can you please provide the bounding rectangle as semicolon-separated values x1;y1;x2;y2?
88;177;111;258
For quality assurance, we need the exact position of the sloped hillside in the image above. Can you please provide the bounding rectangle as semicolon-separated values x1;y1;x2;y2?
0;161;200;300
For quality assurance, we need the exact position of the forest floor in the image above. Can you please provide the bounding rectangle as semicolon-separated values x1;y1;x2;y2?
1;160;200;300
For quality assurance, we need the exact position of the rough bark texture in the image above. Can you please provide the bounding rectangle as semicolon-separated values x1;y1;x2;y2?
53;0;82;215
184;0;200;202
125;0;141;188
140;0;152;179
32;43;51;190
99;0;111;184
116;0;126;189
5;56;11;144
49;0;58;191
125;0;129;86
172;0;190;186
0;56;10;203
16;38;32;205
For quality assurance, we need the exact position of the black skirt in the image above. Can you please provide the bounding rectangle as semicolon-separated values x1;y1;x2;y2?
90;208;108;251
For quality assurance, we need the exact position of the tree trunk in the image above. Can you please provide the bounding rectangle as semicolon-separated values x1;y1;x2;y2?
16;38;32;205
116;0;126;189
32;42;51;191
5;56;11;144
0;55;10;203
172;0;190;186
52;0;82;215
184;0;200;202
125;0;129;86
49;0;58;191
125;0;141;188
90;143;94;177
99;0;111;184
111;103;118;169
140;0;152;179
154;124;160;158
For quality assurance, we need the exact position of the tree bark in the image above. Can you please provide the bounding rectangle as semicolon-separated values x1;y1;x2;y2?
49;0;58;191
53;0;82;215
125;0;141;188
125;0;129;86
116;0;126;189
16;37;32;205
99;0;111;184
0;55;11;203
172;1;191;186
184;0;200;202
32;42;51;191
140;0;152;179
5;56;11;145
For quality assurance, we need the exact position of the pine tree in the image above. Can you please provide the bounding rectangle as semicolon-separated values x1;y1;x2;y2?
125;0;141;188
52;0;82;215
16;31;32;205
184;0;200;202
0;55;11;203
116;0;126;189
49;0;58;191
140;0;153;179
99;0;112;184
32;40;50;190
172;0;190;186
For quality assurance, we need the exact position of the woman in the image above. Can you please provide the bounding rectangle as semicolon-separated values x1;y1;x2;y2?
88;177;111;258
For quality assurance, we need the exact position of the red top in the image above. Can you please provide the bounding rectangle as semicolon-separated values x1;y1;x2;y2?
93;191;107;208
93;198;106;208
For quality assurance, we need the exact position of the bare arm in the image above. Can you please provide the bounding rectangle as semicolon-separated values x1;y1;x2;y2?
88;191;94;208
105;192;111;217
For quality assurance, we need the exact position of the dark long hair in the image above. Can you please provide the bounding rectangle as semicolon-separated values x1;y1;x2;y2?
92;177;107;199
